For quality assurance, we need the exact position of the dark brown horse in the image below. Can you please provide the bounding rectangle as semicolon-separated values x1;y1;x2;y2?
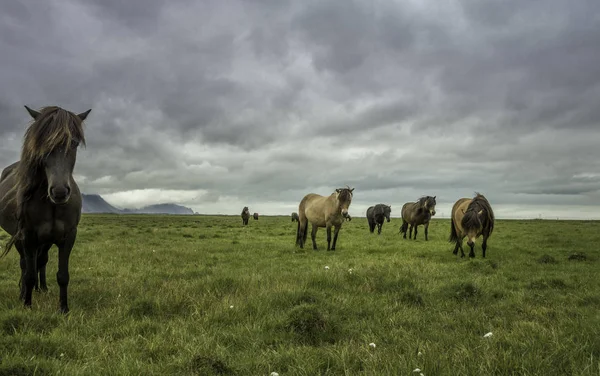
296;187;354;251
449;193;495;258
291;212;299;222
0;105;91;313
399;196;436;241
367;204;391;234
253;212;259;220
241;207;250;225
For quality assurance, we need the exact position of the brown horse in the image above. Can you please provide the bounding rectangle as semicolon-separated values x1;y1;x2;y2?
253;212;259;220
399;196;436;240
296;187;354;251
0;105;91;313
241;207;250;225
291;212;299;222
449;193;495;258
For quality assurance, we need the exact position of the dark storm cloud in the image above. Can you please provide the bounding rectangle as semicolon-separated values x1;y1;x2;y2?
0;0;599;217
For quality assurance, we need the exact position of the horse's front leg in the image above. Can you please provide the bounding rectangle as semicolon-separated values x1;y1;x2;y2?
408;225;413;239
413;225;418;240
467;239;476;258
424;223;429;241
36;244;51;292
57;229;77;314
21;237;38;308
331;225;341;250
15;242;27;300
377;223;382;235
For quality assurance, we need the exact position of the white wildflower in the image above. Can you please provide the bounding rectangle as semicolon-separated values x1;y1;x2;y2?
483;332;493;338
324;266;330;270
369;342;376;348
417;351;423;356
270;373;279;376
413;369;421;373
229;305;234;309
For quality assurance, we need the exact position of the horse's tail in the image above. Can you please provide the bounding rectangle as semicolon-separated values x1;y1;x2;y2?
295;219;301;246
399;221;408;234
1;232;18;259
449;218;459;243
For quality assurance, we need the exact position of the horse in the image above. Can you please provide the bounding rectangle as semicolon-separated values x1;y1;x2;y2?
0;105;91;313
296;187;354;251
367;204;391;234
253;213;259;220
449;193;495;258
346;214;352;221
399;196;437;241
291;212;299;222
241;207;250;225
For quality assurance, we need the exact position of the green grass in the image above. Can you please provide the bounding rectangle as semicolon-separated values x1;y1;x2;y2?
0;215;599;375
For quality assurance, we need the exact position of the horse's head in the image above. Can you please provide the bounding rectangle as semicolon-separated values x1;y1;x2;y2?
22;106;90;205
421;196;436;216
335;187;354;218
384;205;392;222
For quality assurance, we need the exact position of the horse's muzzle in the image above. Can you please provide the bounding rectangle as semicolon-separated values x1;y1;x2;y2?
49;186;71;205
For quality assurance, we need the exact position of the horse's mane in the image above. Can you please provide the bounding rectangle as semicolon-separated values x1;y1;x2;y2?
462;193;495;234
4;107;85;254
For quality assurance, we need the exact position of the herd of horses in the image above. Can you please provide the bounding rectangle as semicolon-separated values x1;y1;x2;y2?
0;106;495;313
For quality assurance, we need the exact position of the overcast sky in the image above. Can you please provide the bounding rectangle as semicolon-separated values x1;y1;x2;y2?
1;0;599;219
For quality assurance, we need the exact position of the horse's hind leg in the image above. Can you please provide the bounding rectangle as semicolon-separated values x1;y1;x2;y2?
311;224;318;250
408;224;413;239
413;225;418;240
326;226;332;251
15;242;26;300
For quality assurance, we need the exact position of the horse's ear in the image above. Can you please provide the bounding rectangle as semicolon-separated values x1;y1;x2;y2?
335;189;341;193
77;109;92;121
350;188;354;193
433;196;436;199
24;105;41;120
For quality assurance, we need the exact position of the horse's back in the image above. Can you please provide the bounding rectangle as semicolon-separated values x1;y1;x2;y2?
0;161;19;182
300;193;335;226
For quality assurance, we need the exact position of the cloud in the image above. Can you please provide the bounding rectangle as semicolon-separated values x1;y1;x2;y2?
1;0;599;218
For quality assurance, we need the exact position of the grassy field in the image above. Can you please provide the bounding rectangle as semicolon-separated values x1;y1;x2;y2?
0;214;599;375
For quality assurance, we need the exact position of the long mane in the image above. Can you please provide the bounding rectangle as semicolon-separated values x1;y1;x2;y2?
4;107;85;253
461;193;494;234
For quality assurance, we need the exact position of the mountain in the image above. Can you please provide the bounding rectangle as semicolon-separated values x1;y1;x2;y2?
122;203;195;215
82;194;121;214
82;194;194;215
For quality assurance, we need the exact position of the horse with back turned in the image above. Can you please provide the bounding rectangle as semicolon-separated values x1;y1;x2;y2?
0;105;91;313
367;204;391;234
296;187;354;251
399;196;437;240
450;193;495;258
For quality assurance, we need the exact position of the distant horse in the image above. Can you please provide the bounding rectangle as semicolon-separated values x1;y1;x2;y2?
399;196;437;241
253;213;259;220
291;212;299;222
296;187;354;251
0;105;91;313
241;207;250;225
367;204;391;234
449;193;495;258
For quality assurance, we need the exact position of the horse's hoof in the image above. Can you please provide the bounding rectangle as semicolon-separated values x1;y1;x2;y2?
59;306;69;314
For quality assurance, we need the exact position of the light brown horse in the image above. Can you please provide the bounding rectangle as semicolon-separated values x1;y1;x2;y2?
296;187;354;251
0;105;91;313
449;193;495;258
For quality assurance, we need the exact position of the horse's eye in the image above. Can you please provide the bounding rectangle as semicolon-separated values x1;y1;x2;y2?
71;140;79;149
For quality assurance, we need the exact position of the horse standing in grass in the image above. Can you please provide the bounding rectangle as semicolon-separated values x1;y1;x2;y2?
241;207;250;225
449;193;495;258
296;187;354;251
366;204;391;235
0;105;91;313
253;213;259;220
291;212;299;222
399;196;437;241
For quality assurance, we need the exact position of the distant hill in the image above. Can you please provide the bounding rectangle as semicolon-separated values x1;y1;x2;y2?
82;194;194;215
82;194;121;214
